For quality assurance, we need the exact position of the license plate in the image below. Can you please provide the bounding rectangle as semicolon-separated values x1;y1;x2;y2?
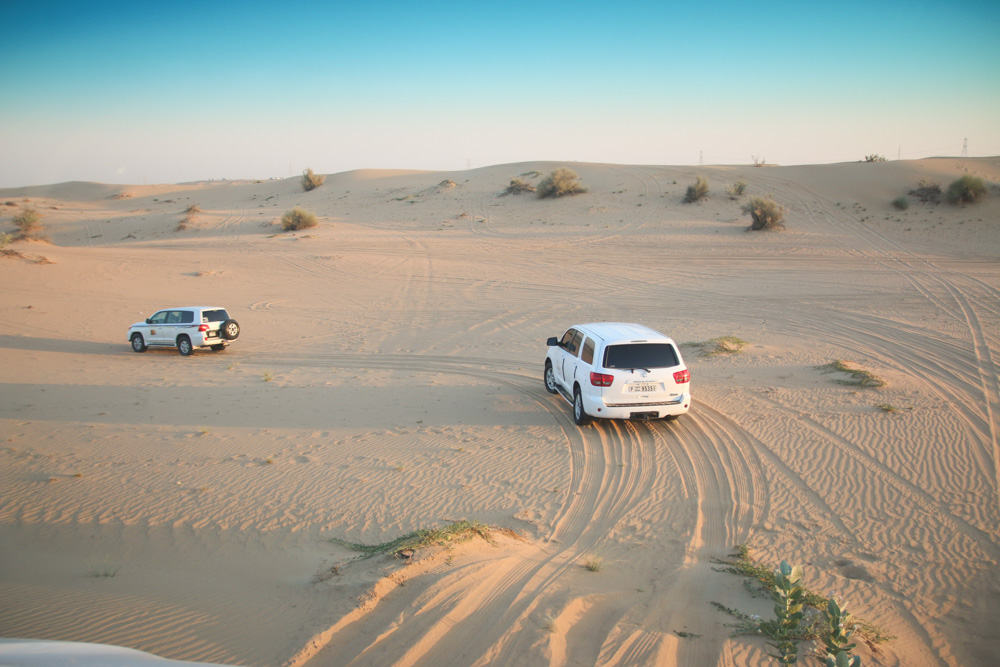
628;383;659;393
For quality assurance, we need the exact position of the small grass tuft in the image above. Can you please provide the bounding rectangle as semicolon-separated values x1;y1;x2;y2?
684;176;709;203
946;174;987;205
820;360;885;388
263;371;273;382
87;560;121;578
701;336;748;355
743;196;786;230
537;168;587;198
330;519;504;558
891;196;910;210
13;207;41;234
582;555;603;572
282;207;318;231
302;168;325;192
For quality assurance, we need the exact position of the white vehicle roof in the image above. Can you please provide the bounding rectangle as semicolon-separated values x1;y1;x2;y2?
573;322;674;344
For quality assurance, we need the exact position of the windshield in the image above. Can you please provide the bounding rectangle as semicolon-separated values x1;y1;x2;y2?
603;343;679;369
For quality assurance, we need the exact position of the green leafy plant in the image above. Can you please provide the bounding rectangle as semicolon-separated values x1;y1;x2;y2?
684;175;709;203
891;196;909;211
743;197;786;230
946;174;987;205
821;598;862;667
302;168;325;192
759;560;805;664
281;207;318;231
537;168;587;198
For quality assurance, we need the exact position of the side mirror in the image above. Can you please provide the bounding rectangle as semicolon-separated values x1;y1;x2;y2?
546;337;559;347
145;318;152;324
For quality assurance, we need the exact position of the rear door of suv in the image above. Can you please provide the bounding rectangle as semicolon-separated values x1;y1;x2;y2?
600;342;687;405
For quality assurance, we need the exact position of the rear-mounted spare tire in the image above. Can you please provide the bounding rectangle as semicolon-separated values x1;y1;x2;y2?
222;319;240;340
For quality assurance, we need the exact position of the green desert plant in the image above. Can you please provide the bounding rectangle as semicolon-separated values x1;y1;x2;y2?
891;196;909;211
281;207;318;231
946;174;987;205
760;560;806;664
537;168;587;198
684;175;709;203
743;197;786;230
13;206;40;234
725;181;747;199
864;154;887;162
302;168;325;192
821;598;862;667
501;177;536;195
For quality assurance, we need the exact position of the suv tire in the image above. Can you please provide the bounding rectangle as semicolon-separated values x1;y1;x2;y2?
222;319;240;340
130;333;147;353
544;361;558;394
573;387;589;426
177;335;193;356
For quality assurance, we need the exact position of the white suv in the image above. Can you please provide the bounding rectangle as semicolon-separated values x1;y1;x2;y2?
128;307;240;356
544;323;690;425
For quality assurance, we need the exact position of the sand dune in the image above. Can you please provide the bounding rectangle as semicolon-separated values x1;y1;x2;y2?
2;158;999;666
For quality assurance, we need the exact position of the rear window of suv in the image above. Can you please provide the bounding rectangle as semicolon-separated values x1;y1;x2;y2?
603;343;679;369
202;309;230;322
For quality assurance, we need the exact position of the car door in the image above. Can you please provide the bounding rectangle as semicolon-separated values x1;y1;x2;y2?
145;310;170;345
552;328;577;389
559;330;585;389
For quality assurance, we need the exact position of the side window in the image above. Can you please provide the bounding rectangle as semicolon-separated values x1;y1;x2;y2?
166;311;183;324
180;311;194;324
581;337;595;365
149;311;168;325
569;331;585;357
559;329;577;349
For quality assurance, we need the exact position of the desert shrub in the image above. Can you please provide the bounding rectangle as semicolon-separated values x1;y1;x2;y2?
725;181;747;199
684;176;709;203
537;168;587;198
743;196;786;230
752;155;766;167
301;168;325;192
501;178;536;196
0;232;12;251
864;154;887;162
909;179;941;203
13;206;40;234
892;196;909;210
281;207;318;231
946;174;987;205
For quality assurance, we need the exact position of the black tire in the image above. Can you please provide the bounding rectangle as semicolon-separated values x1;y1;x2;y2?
177;335;193;356
544;361;558;394
211;343;226;352
130;333;147;353
573;387;589;426
221;319;240;341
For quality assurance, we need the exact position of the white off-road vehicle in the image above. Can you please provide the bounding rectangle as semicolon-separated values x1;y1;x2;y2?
128;307;240;356
544;322;690;425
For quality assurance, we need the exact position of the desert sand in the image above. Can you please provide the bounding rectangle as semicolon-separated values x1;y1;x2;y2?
1;158;998;666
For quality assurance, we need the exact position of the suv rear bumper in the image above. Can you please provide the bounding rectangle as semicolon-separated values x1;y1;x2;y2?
584;392;691;420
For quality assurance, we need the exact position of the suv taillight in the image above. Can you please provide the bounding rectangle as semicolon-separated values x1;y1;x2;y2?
590;372;614;387
198;324;209;332
673;369;690;384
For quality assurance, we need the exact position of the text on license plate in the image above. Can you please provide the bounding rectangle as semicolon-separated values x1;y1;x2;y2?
628;383;659;393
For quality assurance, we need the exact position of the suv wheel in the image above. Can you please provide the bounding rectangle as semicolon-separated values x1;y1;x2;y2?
177;335;193;356
544;361;557;394
573;387;589;426
221;319;240;340
130;333;147;353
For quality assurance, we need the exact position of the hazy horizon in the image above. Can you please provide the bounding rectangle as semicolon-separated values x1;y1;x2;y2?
2;0;998;188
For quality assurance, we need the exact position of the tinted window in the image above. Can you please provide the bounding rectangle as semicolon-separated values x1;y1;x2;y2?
179;310;194;324
166;311;183;324
604;343;679;369
581;337;595;365
149;311;168;325
560;329;577;348
203;309;229;322
568;331;585;357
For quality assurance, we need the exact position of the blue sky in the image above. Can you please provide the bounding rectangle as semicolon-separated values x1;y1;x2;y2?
1;0;998;186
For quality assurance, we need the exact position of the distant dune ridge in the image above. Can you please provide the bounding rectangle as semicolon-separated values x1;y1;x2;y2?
1;158;999;667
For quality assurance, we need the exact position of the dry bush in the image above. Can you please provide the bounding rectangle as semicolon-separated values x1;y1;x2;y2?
865;154;887;162
946;174;987;205
743;197;786;230
13;206;40;234
537;168;587;198
684;176;709;203
302;168;325;192
909;179;942;203
501;178;536;196
282;207;318;231
725;181;747;199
